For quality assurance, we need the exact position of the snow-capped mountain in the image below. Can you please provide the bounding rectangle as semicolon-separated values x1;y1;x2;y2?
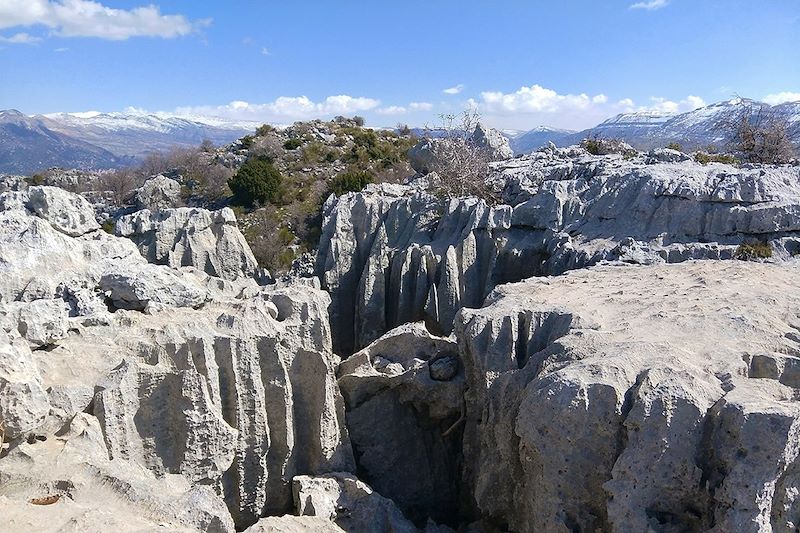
510;98;800;154
507;126;577;155
38;111;260;159
0;110;122;174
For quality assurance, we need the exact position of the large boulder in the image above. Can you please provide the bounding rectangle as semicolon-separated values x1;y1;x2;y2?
293;473;418;533
116;207;258;281
26;185;99;236
408;124;512;175
135;174;182;210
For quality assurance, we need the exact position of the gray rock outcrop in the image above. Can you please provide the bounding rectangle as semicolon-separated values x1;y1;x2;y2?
450;260;800;532
408;124;512;175
135;174;182;210
116;207;259;280
293;473;419;533
0;186;355;531
316;152;800;354
26;185;100;236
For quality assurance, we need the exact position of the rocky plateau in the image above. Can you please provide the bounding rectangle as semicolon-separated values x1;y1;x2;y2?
2;139;800;533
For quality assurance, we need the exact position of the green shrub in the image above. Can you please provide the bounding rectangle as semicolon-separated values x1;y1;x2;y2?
666;142;683;152
694;152;738;165
228;157;283;207
735;240;773;260
240;135;255;149
256;124;275;136
329;170;374;196
25;174;45;185
283;138;303;150
101;220;116;234
583;138;601;155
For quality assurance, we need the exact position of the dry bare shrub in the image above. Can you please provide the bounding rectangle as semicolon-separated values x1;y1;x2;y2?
724;101;796;164
426;109;495;202
101;168;140;207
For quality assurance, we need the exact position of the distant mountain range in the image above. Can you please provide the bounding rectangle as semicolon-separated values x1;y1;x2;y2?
2;98;799;174
507;98;800;154
0;110;259;174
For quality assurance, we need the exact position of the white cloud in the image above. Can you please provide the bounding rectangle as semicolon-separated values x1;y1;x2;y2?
0;32;41;43
644;95;706;113
443;84;464;95
377;106;407;115
470;83;707;129
54;46;67;52
173;95;381;122
409;102;433;111
764;92;800;105
261;47;270;56
0;0;206;40
630;0;669;10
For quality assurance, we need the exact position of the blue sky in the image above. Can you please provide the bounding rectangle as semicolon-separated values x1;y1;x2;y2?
0;0;798;130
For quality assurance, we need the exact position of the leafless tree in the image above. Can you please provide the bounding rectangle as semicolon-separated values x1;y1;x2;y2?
101;168;139;206
724;101;796;164
425;109;495;202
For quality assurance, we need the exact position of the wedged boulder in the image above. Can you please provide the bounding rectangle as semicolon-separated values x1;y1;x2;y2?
26;186;99;236
116;207;258;281
337;323;464;524
135;174;182;210
451;260;800;532
293;473;418;533
244;516;344;532
0;332;50;439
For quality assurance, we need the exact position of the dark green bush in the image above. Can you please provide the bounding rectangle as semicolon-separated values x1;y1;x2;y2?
735;240;773;260
240;135;255;149
329;170;374;196
694;152;738;165
228;157;283;207
583;138;601;155
666;142;683;152
283;138;303;150
256;124;275;136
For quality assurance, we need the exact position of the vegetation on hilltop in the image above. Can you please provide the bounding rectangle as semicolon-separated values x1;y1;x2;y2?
95;116;417;273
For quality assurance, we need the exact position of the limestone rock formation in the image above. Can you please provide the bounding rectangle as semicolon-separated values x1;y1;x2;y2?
0;412;235;532
26;185;100;236
453;261;800;532
408;124;512;175
316;151;800;353
293;473;419;533
0;186;354;531
135;174;182;210
337;323;464;524
116;207;259;280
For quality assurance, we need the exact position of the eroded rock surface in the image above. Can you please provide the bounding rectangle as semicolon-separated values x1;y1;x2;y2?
337;323;464;524
316;151;800;353
117;207;259;281
454;260;800;532
0;187;354;531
